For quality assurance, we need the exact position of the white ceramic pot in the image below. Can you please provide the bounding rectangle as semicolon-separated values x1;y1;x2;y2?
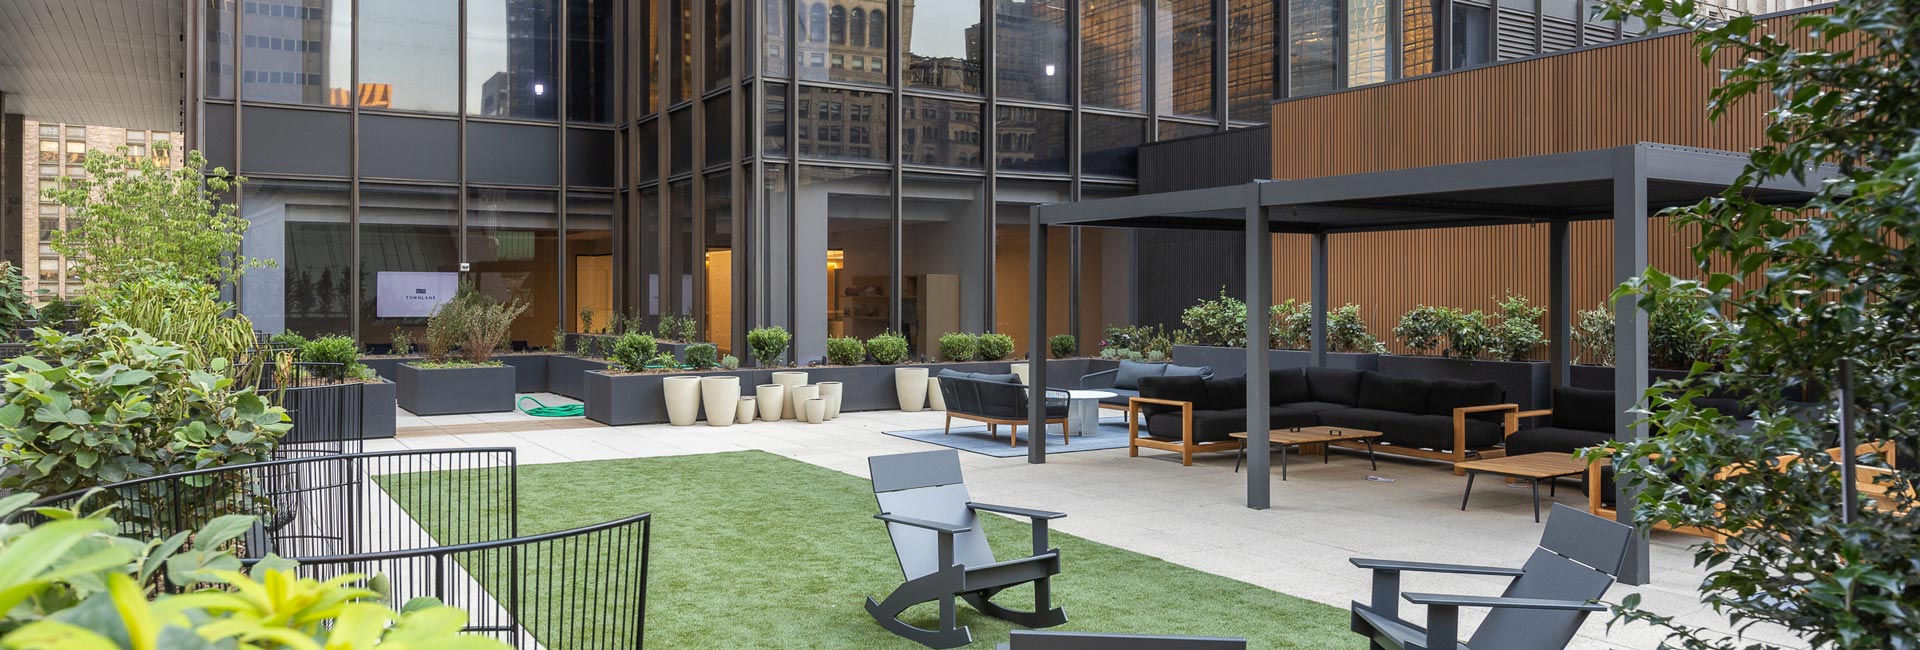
894;367;930;412
755;384;784;422
662;376;702;426
926;377;948;411
736;397;757;424
700;376;741;426
804;398;827;424
816;381;844;419
789;384;820;410
771;371;809;419
1011;362;1030;385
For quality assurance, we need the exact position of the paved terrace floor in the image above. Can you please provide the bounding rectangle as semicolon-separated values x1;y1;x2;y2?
378;397;1803;649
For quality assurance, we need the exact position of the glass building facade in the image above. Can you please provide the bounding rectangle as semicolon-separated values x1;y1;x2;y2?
196;0;1651;357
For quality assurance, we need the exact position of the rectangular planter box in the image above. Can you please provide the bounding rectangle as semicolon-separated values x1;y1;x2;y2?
396;363;516;415
1022;358;1118;389
497;354;551;393
796;365;893;412
546;355;613;399
360;379;397;438
1172;345;1381;378
1376;355;1552;411
360;356;420;381
584;368;770;426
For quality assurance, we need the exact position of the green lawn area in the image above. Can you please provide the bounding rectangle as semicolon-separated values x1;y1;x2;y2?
385;450;1352;648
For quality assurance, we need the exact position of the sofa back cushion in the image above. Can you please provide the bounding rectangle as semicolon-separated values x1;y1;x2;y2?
1358;372;1431;413
1269;368;1312;405
1427;378;1507;421
1114;360;1168;390
1136;375;1209;417
1550;386;1616;433
1305;367;1364;406
1203;376;1248;411
1161;363;1214;379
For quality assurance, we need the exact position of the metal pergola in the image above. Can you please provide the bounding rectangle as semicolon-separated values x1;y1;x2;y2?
1023;142;1835;583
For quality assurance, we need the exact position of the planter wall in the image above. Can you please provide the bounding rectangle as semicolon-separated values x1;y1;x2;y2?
360;356;420;381
396;363;516;415
547;355;613;399
497;354;550;393
584;369;772;426
1172;345;1381;378
1376;355;1552;410
360;379;397;438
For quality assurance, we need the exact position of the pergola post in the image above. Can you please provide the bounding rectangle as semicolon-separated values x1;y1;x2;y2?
1245;188;1272;509
1028;217;1049;465
1310;231;1329;367
1612;146;1651;585
1549;220;1571;387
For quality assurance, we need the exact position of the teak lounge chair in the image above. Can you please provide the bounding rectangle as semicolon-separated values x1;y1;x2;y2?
867;450;1069;648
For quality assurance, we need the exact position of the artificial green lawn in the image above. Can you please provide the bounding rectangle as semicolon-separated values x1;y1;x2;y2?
384;450;1352;648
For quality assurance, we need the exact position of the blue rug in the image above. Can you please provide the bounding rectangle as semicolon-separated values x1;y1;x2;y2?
883;417;1133;458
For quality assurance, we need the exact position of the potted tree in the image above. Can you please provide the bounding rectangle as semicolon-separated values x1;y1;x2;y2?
396;286;527;415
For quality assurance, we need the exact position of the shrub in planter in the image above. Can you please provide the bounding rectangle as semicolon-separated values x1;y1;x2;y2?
390;328;415;356
1446;309;1493;359
1328;304;1386;353
1176;288;1247;347
301;334;370;380
268;331;310;351
683;343;720;369
868;330;910;364
1272;299;1313;350
0;262;35;336
424;285;529;365
748;326;793;366
976;333;1015;361
1488;294;1548;362
938;333;978;362
1049;334;1076;358
721;354;740;370
1393;305;1453;355
1574;305;1614;365
1100;324;1173;360
657;311;698;342
826;336;866;365
549;326;569;353
612;332;661;371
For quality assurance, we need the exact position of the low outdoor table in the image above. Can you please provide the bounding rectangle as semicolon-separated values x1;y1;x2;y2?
1230;426;1381;480
1455;452;1587;522
1061;389;1115;439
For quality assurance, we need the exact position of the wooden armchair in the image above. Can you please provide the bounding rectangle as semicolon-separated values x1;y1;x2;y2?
1586;440;1901;543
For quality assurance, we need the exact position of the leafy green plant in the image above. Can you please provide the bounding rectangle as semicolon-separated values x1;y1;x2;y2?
1487;293;1547;362
720;354;739;370
0;323;291;496
1393;305;1453;355
0;262;36;338
867;331;910;365
1326;304;1385;353
611;332;659;371
96;278;260;381
976;333;1015;361
1573;305;1614;365
1177;288;1248;348
1271;300;1313;350
1647;292;1724;371
1048;334;1077;358
747;326;793;367
301;334;369;380
579;307;597;335
656;312;699;342
937;333;978;362
683;343;719;369
35;297;72;326
549;327;569;353
1444;309;1491;359
41;142;265;287
391;328;416;356
424;285;529;365
1100;324;1174;360
825;336;866;365
267;330;310;352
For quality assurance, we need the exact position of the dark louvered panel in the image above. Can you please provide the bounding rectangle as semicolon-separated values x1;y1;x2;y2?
1542;16;1582;52
1496;8;1539;60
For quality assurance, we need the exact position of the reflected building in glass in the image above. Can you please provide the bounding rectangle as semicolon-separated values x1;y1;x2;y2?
192;0;1700;359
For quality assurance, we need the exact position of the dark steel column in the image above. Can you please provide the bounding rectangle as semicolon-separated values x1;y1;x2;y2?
349;0;363;342
1612;145;1651;586
1245;188;1272;509
1027;217;1049;464
1310;230;1328;367
1548;219;1570;387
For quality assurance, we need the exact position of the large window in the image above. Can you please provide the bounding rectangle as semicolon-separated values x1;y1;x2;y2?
708;0;733;88
901;174;986;355
467;0;559;119
1289;0;1340;95
1081;0;1144;111
1452;3;1493;67
1347;0;1390;86
669;180;695;317
359;184;460;346
673;0;693;102
568;0;615;122
468;188;559;349
796;86;890;163
361;0;459;113
796;0;887;86
801;167;893;345
992;180;1072;353
241;179;350;337
567;194;616;336
765;83;790;156
1402;0;1441;77
635;186;663;318
706;94;734;165
904;0;982;94
206;0;236;99
1155;0;1216;118
996;106;1069;174
1082;113;1144;178
241;0;350;106
996;0;1069;104
764;0;789;76
1227;0;1275;122
703;172;736;352
901;97;983;169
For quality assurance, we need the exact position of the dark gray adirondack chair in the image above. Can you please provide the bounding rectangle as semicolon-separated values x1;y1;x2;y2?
1349;504;1632;650
868;450;1069;649
996;630;1246;650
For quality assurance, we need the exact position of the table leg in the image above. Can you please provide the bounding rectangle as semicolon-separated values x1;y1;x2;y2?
1365;439;1378;470
1549;478;1556;497
1234;442;1245;473
1532;480;1542;523
1460;472;1477;511
1280;444;1289;481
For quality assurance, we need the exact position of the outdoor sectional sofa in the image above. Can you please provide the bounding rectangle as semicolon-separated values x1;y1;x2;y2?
1127;367;1516;470
1080;360;1214;414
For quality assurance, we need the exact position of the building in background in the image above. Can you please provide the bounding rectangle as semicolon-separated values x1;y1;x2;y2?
14;122;182;300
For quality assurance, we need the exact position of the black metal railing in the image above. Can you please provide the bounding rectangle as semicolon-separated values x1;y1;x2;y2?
274;362;366;459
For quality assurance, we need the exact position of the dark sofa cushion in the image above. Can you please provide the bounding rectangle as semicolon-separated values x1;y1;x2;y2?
1305;367;1364;405
1268;406;1322;429
1506;426;1611;457
1393;415;1504;450
1203;376;1249;411
1317;407;1389;432
1550;386;1616;434
1136;375;1208;417
970;372;1021;384
1427;378;1508;422
1161;364;1213;379
1359;372;1431;413
1146;408;1246;443
1098;388;1139;407
1268;368;1312;405
1114;361;1167;390
1278;401;1347;414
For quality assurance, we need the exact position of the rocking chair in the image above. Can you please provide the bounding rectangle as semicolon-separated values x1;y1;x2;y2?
867;450;1069;649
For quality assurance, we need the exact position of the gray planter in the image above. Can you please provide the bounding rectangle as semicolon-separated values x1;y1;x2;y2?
547;355;613;399
497;354;551;393
583;368;771;426
1567;364;1698;392
1172;345;1381;377
800;365;893;411
1376;355;1552;410
1030;358;1117;389
396;363;516;415
360;379;397;439
360;356;420;381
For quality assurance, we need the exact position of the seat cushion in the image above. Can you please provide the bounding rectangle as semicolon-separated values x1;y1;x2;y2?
1305;367;1364;406
1388;414;1505;450
1136;375;1208;418
1202;376;1249;411
1359;373;1431;414
1161;363;1213;379
1277;400;1347;414
1549;386;1616;433
1114;360;1168;390
1268;406;1323;429
1506;426;1612;457
969;372;1021;385
1428;378;1508;422
1316;407;1395;432
1098;388;1139;407
1145;408;1246;443
1268;368;1312;405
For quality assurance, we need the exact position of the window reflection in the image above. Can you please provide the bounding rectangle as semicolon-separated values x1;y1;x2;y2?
468;187;559;348
241;179;351;337
708;0;733;88
996;0;1070;104
241;0;351;106
1453;3;1492;67
996;107;1069;173
1155;0;1215;118
206;0;235;99
1227;0;1275;122
568;0;615;122
764;0;789;76
361;0;459;113
1347;0;1389;86
905;0;983;94
467;0;558;119
359;184;459;346
1082;113;1144;177
765;83;789;155
1081;0;1143;111
1402;0;1440;77
1289;0;1339;95
901;97;983;169
795;86;890;163
797;0;887;86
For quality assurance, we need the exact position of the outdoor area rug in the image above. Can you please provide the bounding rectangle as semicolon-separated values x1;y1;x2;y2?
383;450;1348;648
881;417;1135;457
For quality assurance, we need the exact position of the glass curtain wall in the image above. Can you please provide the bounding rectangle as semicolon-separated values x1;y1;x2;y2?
361;0;460;112
240;0;350;105
240;179;351;336
467;187;559;348
568;193;616;338
901;173;987;354
358;185;461;347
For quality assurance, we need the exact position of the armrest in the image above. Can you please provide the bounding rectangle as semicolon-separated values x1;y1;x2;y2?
874;513;972;534
1349;558;1525;577
1403;592;1606;612
1504;409;1555;435
968;502;1066;520
1080;368;1118;389
1452;403;1518;415
1127;396;1193;408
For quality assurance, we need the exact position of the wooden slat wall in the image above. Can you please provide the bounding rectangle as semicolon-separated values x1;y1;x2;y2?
1261;14;1804;357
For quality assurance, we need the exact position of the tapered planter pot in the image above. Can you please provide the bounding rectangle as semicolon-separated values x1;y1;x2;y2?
756;384;784;421
789;384;820;413
662;376;702;426
1010;363;1030;385
926;377;948;411
396;363;515;416
816;381;844;419
803;398;827;424
772;371;809;419
895;367;930;412
736;397;757;424
701;376;741;426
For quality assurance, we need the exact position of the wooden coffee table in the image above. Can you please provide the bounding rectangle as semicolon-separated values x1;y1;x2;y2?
1456;452;1588;522
1230;426;1382;480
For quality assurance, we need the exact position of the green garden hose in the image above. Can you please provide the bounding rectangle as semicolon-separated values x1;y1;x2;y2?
518;396;585;418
